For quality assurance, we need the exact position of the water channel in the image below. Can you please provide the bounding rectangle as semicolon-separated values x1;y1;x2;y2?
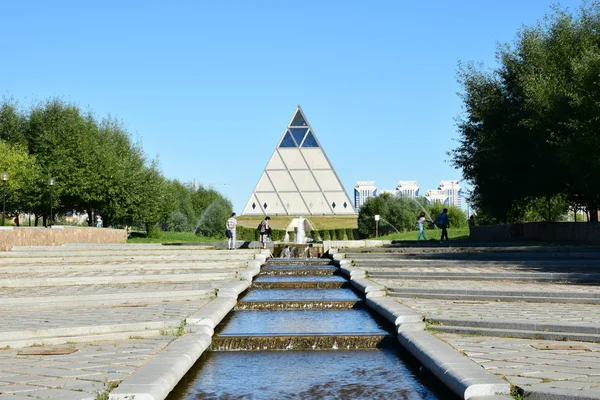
166;257;453;399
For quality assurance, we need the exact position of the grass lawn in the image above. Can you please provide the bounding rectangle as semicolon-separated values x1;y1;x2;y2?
377;227;471;241
127;231;220;244
236;215;357;230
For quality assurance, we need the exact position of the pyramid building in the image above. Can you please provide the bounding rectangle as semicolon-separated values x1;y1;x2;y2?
242;106;356;216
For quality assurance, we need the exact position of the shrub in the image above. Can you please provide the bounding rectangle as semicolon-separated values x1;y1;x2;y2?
345;228;354;240
322;230;331;240
195;198;232;238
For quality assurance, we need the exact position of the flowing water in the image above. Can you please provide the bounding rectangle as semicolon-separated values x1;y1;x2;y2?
166;258;454;399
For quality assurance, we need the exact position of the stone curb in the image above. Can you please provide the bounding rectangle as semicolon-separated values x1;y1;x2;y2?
366;297;425;332
335;249;510;399
399;330;511;399
107;332;212;400
217;280;251;298
186;297;238;329
335;262;365;280
110;294;242;399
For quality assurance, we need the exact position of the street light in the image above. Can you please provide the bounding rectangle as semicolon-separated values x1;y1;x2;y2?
1;172;7;226
49;178;55;228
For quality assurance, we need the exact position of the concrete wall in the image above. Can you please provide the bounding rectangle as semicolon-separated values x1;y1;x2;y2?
470;222;600;245
0;226;128;251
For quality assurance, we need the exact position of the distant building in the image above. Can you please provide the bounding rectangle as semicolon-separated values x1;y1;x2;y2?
354;181;377;209
397;180;420;197
425;180;462;207
242;106;356;216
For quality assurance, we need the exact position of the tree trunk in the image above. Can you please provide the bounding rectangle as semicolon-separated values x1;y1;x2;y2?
14;215;19;227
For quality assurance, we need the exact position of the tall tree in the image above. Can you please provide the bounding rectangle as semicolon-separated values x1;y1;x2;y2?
453;2;600;222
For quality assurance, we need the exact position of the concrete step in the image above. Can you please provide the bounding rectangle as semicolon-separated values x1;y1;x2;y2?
0;329;167;349
353;259;600;268
389;288;600;304
0;261;250;273
369;271;600;283
343;245;600;254
428;317;600;335
0;254;258;265
350;252;600;260
0;320;180;344
0;289;216;308
428;324;600;342
9;244;217;252
0;271;235;287
1;249;260;257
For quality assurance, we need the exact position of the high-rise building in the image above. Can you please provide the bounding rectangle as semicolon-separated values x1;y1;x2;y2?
397;180;420;197
425;180;462;207
242;106;356;216
354;181;377;209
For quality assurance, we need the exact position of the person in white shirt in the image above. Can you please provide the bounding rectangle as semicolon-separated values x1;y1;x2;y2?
226;213;237;250
417;212;427;241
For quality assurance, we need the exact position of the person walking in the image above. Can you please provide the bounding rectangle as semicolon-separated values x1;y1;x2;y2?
416;212;427;241
226;212;237;250
258;216;271;249
436;208;450;242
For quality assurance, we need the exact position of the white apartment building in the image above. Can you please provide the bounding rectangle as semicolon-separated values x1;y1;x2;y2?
396;180;420;197
354;181;377;209
425;180;462;207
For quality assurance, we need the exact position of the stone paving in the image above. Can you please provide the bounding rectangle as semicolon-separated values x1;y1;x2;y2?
0;337;175;400
438;333;600;398
0;243;262;399
341;245;600;399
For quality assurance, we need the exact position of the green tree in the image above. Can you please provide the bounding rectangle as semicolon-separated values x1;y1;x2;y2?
452;2;600;222
0;142;44;225
195;197;233;238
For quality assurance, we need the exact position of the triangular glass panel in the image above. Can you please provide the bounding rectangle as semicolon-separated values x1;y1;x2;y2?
279;131;297;147
289;128;308;146
290;110;307;126
301;130;319;147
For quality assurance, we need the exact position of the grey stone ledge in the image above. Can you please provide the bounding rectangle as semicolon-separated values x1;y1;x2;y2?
110;332;212;400
398;330;510;399
186;297;237;329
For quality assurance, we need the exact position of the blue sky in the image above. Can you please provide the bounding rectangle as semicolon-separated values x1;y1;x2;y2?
0;0;584;212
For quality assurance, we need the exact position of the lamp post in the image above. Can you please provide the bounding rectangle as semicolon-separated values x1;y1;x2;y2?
1;172;7;226
49;178;55;228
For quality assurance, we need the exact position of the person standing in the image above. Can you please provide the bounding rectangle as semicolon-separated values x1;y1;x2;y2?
436;208;450;242
416;212;427;241
226;212;237;250
468;215;475;229
259;216;271;249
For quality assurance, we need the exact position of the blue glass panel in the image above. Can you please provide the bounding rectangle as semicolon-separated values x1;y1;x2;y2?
289;128;308;146
301;131;319;147
290;111;307;126
279;131;297;147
